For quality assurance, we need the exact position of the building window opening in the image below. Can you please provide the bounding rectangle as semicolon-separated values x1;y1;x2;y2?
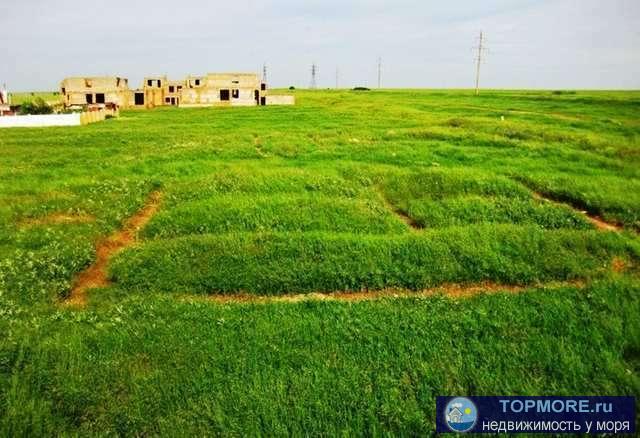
165;97;171;103
157;80;161;87
95;93;105;104
261;83;266;91
169;85;175;93
232;89;239;98
220;89;230;101
171;97;176;105
260;96;266;106
147;79;153;87
195;79;201;86
134;93;144;105
86;94;93;104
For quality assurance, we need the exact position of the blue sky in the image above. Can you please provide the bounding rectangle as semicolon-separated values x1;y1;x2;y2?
1;0;638;90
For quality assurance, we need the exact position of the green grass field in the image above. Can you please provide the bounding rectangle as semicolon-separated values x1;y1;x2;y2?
7;92;62;106
1;89;639;435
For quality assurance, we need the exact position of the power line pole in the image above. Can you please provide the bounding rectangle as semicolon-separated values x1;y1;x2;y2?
474;31;485;95
377;57;382;89
310;63;318;89
262;63;267;84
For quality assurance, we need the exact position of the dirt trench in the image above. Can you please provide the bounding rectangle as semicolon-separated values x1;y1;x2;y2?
184;280;587;305
378;191;423;230
64;191;163;307
532;191;622;232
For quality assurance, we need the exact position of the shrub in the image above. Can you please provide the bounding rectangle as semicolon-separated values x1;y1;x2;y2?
446;118;468;128
353;87;370;91
19;97;53;115
289;86;295;90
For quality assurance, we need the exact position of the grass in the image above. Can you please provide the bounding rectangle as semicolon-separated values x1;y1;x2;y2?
0;89;639;434
142;193;407;237
7;92;62;106
111;227;634;295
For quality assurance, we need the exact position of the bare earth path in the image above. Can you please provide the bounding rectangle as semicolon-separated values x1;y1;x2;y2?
378;190;423;230
65;191;163;306
184;280;587;305
532;192;622;232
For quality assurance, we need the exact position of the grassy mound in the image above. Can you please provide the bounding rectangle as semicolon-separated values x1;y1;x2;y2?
112;226;635;295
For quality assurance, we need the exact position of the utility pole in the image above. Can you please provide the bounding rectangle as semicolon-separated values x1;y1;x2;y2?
377;57;382;89
310;63;318;89
474;31;485;95
262;63;267;84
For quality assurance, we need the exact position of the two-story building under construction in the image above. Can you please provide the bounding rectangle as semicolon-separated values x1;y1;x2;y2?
60;73;294;109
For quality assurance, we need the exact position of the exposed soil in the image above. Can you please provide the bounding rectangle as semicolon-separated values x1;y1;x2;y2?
532;192;622;232
65;191;162;307
584;215;621;232
186;280;584;305
611;257;630;273
378;191;423;230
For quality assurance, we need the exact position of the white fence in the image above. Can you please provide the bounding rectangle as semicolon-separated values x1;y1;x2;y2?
0;108;117;128
0;113;80;128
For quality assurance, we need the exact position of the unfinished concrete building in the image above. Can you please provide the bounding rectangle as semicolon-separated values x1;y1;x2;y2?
61;73;294;109
0;84;9;115
60;77;131;109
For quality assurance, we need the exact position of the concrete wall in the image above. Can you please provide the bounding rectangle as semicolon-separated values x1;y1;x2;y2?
142;76;167;108
266;95;295;106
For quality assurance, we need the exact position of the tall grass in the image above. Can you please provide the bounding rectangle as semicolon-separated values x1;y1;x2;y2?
112;227;635;295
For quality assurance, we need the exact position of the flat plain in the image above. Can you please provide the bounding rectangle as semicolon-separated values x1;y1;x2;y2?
1;89;639;435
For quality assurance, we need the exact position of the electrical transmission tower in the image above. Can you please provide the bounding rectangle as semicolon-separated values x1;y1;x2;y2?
310;63;318;89
377;57;382;89
474;31;488;95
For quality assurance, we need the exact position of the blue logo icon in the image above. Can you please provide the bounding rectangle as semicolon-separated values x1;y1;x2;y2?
445;397;478;433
